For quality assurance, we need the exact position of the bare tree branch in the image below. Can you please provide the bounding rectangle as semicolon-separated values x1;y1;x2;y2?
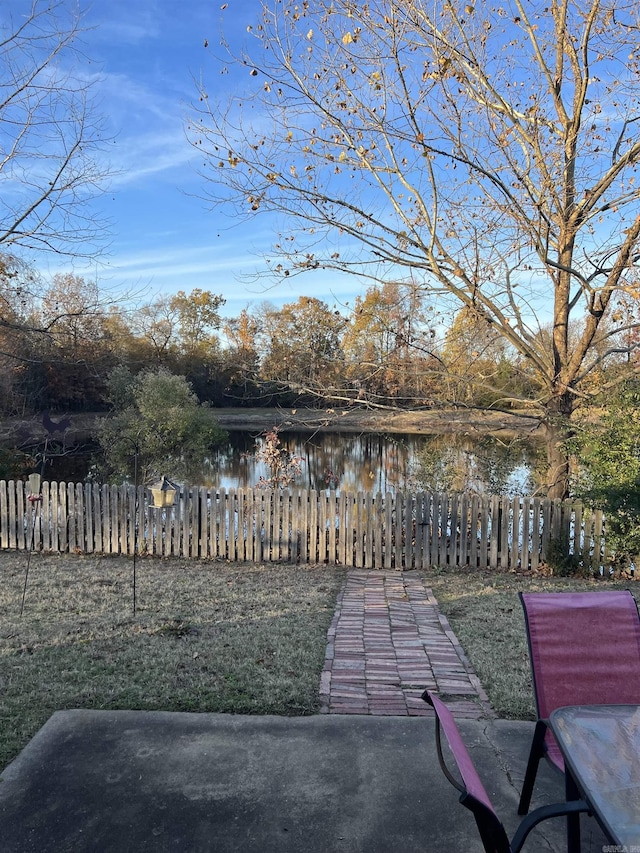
0;0;110;257
191;0;640;496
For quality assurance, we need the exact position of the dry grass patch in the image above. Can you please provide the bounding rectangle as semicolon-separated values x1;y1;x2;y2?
427;569;640;720
0;551;345;771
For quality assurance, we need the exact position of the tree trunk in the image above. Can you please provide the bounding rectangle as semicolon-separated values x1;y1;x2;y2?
544;396;574;499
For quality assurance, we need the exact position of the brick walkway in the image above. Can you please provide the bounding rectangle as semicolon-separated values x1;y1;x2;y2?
319;570;494;719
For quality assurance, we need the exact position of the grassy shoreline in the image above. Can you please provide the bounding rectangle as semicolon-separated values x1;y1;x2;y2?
2;405;541;452
212;406;541;437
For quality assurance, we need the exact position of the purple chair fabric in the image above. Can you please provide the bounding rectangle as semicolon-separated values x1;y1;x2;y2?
425;691;513;852
518;590;640;813
424;690;589;853
427;691;496;814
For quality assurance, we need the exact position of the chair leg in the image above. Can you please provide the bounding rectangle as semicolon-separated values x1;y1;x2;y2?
565;770;582;853
510;799;589;853
518;720;547;815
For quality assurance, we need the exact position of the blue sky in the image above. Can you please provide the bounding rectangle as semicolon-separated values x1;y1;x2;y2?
36;0;356;317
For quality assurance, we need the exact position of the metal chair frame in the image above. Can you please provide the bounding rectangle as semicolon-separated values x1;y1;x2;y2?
517;590;640;816
424;690;589;853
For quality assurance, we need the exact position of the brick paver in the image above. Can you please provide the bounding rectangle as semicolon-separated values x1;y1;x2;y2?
319;570;494;719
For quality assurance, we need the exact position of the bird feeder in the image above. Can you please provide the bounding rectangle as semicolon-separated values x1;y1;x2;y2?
149;476;178;508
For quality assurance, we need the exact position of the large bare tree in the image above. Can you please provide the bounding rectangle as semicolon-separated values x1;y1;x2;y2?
0;0;109;256
192;0;640;497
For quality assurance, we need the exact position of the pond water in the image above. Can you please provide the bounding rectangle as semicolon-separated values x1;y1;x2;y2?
205;430;543;496
43;429;543;496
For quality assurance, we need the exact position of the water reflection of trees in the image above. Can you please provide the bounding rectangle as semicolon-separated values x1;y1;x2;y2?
410;434;545;496
207;431;542;496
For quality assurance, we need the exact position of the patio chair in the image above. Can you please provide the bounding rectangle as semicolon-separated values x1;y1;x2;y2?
517;590;640;815
423;690;588;853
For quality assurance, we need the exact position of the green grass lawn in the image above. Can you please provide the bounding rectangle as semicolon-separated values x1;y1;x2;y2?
428;568;640;719
2;551;638;774
0;551;345;771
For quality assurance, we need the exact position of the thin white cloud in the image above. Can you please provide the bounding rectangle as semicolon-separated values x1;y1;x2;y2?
106;132;196;188
106;246;257;278
88;0;164;45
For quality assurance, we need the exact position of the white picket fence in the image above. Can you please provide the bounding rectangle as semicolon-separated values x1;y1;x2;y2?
0;480;608;571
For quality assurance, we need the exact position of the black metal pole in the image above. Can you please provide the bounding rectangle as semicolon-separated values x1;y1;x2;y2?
132;438;139;616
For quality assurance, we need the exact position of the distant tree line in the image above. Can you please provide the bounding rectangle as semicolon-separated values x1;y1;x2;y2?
3;255;640;563
1;261;638;421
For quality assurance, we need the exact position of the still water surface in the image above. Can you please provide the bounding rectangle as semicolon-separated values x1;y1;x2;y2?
207;430;542;496
44;430;542;496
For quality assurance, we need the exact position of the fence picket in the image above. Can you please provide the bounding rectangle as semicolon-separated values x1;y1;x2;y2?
254;490;262;561
404;493;413;570
507;497;517;570
278;488;286;561
221;488;230;559
179;488;188;557
319;491;328;564
530;498;541;573
355;491;362;568
0;481;616;573
76;484;85;551
418;493;430;569
337;491;346;566
384;492;393;569
500;496;510;569
16;482;25;550
8;480;16;549
343;492;353;567
364;491;371;567
246;488;256;562
225;489;232;560
264;489;273;561
392;493;401;570
457;493;468;568
0;481;7;549
573;501;583;565
448;493;458;569
489;495;500;569
478;497;488;568
592;510;604;571
540;499;552;560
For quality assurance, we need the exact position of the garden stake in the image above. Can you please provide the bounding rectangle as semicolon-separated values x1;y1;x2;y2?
20;492;42;617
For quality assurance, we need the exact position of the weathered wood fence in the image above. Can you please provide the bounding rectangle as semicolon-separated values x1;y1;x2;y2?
0;480;607;571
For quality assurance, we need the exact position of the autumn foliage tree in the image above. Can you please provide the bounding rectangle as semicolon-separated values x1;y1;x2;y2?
99;367;227;485
342;282;438;403
257;296;345;393
441;307;516;407
193;0;640;497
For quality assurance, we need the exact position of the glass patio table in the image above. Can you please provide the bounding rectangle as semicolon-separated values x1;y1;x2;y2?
550;704;640;852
